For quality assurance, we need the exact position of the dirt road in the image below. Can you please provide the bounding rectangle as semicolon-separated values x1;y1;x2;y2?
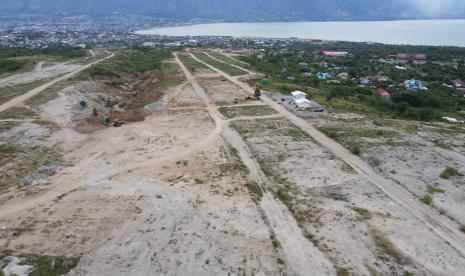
175;52;336;275
0;53;115;114
189;52;465;257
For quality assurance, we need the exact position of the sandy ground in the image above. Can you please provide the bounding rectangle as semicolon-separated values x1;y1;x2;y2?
1;51;465;275
0;63;82;88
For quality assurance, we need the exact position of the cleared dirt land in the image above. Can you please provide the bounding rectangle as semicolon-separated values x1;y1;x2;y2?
1;50;465;276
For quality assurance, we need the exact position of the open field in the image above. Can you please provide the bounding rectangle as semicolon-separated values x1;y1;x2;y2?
1;49;465;275
193;52;248;76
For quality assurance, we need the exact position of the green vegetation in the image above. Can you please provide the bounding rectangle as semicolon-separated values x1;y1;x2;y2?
218;105;277;119
460;225;465;234
0;59;29;75
0;79;50;105
420;194;433;205
440;166;461;179
208;52;248;67
352;206;373;220
178;54;209;73
242;41;465;121
0;143;21;155
0;45;87;76
426;185;445;194
0;143;61;191
371;229;410;265
336;267;350;276
14;254;80;276
350;144;361;155
194;52;247;76
246;181;263;201
84;47;171;77
0;107;36;120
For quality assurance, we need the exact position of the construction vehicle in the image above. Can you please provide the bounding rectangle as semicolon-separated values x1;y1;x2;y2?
102;115;110;126
113;119;126;127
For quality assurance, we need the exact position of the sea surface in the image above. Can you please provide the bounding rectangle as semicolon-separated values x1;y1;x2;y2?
136;20;465;47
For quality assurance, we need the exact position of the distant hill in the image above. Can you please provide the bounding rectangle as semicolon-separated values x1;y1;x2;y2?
1;0;464;21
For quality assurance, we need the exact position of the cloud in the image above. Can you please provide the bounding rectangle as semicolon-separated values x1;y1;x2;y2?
405;0;465;17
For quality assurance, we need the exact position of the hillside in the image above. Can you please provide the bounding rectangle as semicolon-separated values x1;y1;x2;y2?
1;0;464;21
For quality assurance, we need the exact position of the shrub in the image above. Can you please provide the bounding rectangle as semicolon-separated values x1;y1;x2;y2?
350;145;361;155
460;225;465;233
440;166;460;179
420;194;433;205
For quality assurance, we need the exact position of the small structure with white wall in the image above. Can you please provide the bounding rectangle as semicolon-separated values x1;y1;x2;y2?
291;91;308;100
294;98;312;109
291;91;312;109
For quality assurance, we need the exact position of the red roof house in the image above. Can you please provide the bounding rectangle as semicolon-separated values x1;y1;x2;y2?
322;51;349;57
376;88;390;98
452;79;464;87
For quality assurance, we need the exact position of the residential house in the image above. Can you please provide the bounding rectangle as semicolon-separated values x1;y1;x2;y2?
396;53;427;61
316;72;332;79
291;91;308;100
302;72;312;77
376;75;391;82
376;88;390;98
294;98;312;109
452;79;464;88
359;77;371;86
404;79;428;91
337;72;349;80
322;51;349;57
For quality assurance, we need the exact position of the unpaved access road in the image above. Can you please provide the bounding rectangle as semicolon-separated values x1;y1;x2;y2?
175;52;336;275
189;52;465;257
0;53;115;114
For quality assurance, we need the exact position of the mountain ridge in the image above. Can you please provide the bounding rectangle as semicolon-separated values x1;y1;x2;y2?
1;0;464;21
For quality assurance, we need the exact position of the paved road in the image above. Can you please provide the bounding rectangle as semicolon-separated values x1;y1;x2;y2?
189;52;465;257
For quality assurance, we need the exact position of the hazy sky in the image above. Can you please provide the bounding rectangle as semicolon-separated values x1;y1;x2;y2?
407;0;465;17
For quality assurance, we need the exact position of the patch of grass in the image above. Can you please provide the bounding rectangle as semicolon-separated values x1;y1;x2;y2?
224;144;250;178
426;185;445;194
178;54;209;73
460;225;465;233
0;107;36;120
18;254;80;276
440;166;461;179
336;267;350;276
420;194;433;205
246;181;263;201
371;229;409;265
218;105;277;119
208;52;248;67
0;145;61;192
194;178;205;184
194;52;247;76
0;79;50;105
0;121;18;131
352;206;373;220
0;143;21;155
84;48;171;77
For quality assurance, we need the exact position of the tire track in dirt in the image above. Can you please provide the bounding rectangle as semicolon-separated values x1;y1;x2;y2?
190;52;465;257
177;53;336;275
